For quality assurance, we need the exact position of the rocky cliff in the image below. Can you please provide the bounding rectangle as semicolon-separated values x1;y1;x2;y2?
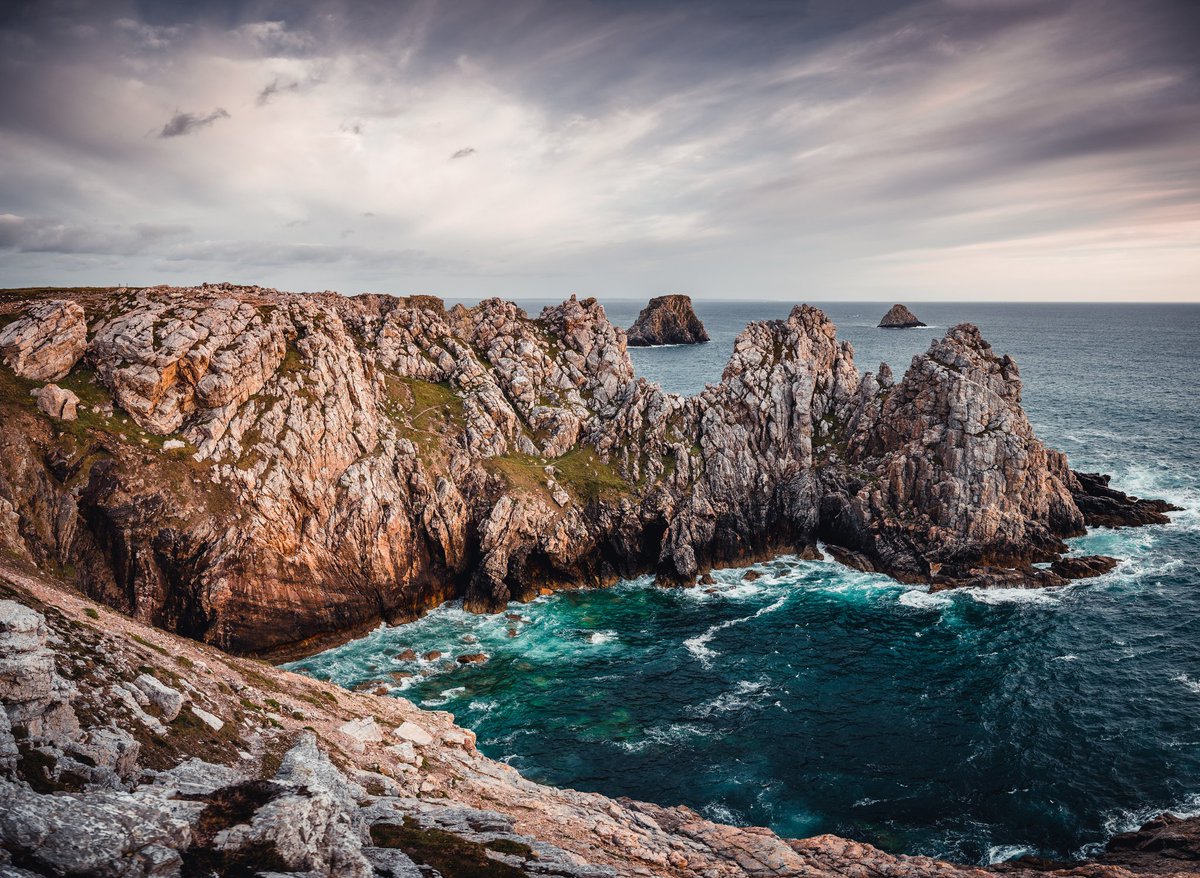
1;562;1195;878
0;285;1171;657
625;295;709;346
879;304;927;328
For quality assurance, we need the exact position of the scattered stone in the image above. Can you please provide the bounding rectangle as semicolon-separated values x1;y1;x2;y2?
421;651;442;661
392;721;434;747
190;704;224;731
134;673;184;721
456;652;488;665
34;384;79;421
394;648;417;661
339;717;384;748
162;439;185;451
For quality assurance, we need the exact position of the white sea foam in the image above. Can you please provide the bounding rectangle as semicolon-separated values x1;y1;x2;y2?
588;630;618;645
898;588;952;610
684;596;789;667
421;685;466;707
1075;793;1200;860
986;845;1035;865
1052;655;1079;662
1173;673;1200;695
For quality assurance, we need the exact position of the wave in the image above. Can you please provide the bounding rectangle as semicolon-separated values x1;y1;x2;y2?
1075;793;1200;860
684;595;789;667
1173;674;1200;695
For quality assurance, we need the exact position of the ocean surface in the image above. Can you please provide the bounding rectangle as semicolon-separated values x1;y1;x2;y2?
288;301;1200;865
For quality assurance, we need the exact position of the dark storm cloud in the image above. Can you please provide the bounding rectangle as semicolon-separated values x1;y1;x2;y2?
0;216;190;255
159;108;230;138
450;147;476;160
256;78;301;105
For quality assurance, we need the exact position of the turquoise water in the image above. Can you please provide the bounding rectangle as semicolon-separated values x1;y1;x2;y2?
289;302;1200;865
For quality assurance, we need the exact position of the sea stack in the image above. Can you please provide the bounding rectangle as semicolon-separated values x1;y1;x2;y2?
626;294;709;346
878;303;927;328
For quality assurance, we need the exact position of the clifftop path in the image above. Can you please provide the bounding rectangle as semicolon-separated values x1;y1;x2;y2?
0;285;1171;656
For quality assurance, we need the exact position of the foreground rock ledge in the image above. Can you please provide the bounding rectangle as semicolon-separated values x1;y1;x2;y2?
1;563;1196;878
0;284;1174;656
626;294;709;346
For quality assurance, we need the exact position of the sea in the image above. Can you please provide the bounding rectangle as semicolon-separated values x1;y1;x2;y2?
286;301;1200;865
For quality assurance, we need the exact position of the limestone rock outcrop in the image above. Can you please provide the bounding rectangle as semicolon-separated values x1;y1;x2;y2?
0;285;1171;656
626;294;709;346
0;300;87;381
879;303;927;328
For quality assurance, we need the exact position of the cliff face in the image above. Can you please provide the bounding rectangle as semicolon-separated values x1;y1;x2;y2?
626;294;709;345
0;285;1169;656
0;563;1193;878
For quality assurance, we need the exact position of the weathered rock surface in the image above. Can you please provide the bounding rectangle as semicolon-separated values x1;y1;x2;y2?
32;384;78;420
1;566;1197;878
0;300;87;381
1070;471;1181;528
879;303;927;328
0;285;1173;656
626;294;709;346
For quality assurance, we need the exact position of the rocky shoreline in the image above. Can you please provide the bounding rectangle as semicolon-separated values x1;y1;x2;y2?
0;284;1175;658
2;561;1198;878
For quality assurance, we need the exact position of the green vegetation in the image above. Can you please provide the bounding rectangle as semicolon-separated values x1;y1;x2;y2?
84;607;99;620
371;817;533;877
484;445;629;502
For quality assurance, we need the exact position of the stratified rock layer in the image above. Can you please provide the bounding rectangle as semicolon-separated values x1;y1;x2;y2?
879;303;927;328
626;294;709;346
0;300;87;381
0;284;1171;656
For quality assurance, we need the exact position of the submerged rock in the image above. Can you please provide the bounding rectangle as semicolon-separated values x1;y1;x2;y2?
878;303;927;328
626;294;709;346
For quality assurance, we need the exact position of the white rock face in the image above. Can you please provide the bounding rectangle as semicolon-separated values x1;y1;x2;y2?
392;721;434;747
133;673;184;721
34;384;79;420
0;300;87;381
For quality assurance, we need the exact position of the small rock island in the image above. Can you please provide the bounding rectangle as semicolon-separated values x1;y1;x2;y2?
878;303;927;328
626;294;709;346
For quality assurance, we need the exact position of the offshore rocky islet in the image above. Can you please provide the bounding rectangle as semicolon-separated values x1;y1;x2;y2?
0;284;1170;660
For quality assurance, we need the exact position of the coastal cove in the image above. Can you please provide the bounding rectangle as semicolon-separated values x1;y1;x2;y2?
290;301;1200;866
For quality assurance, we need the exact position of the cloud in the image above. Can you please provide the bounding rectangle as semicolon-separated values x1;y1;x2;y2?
0;215;190;255
159;108;230;138
0;0;1195;299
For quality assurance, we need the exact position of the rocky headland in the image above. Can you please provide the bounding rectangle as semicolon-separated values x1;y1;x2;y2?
0;284;1174;658
625;295;709;346
879;304;927;328
1;562;1197;878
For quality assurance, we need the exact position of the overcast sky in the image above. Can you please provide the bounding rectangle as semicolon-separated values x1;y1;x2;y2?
1;0;1197;301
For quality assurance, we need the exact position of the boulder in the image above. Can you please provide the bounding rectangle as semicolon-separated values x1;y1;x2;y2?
133;673;184;722
392;721;434;748
0;300;87;381
626;295;709;346
877;303;926;328
34;384;79;421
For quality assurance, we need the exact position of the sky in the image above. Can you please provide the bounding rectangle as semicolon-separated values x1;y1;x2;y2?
0;0;1198;301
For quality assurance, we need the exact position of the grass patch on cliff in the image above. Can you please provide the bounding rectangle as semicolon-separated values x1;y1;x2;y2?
485;446;629;502
384;376;466;460
371;818;531;877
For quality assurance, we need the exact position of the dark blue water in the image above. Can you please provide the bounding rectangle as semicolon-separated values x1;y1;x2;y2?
289;302;1200;865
